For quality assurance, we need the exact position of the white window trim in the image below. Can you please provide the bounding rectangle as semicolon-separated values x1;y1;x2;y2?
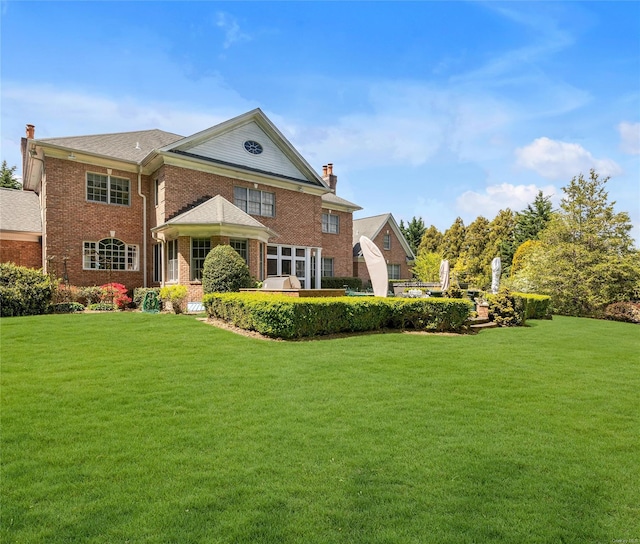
167;239;179;283
86;172;131;206
190;238;211;281
83;238;139;271
322;213;339;234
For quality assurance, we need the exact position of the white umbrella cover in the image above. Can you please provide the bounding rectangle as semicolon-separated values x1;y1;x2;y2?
491;257;502;294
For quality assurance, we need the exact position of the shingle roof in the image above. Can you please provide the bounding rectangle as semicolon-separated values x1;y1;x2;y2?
321;192;362;211
38;129;184;162
353;214;391;245
163;195;268;229
0;188;42;233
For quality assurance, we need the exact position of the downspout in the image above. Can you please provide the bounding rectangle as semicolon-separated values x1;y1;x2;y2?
137;166;147;287
30;151;47;273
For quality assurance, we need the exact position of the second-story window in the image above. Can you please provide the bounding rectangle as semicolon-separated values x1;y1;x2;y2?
383;233;391;250
322;213;339;234
87;173;130;206
234;187;275;217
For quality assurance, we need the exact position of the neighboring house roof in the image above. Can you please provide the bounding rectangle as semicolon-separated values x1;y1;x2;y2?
321;192;362;212
352;213;415;260
0;188;42;235
152;195;277;243
38;129;184;163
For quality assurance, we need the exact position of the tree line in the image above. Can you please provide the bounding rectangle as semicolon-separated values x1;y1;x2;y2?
400;170;639;317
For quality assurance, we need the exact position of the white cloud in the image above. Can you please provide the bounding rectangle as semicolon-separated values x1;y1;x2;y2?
456;183;558;219
215;12;250;49
515;137;622;179
618;122;640;155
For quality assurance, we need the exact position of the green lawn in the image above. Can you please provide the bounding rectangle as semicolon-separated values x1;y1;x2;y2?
1;313;638;543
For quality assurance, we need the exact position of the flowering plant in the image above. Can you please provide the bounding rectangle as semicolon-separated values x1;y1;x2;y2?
100;282;132;310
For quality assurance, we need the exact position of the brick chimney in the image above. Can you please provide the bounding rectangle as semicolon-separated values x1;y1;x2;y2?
26;124;35;139
322;163;338;192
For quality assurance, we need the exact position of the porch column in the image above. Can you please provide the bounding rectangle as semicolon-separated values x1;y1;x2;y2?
315;247;322;289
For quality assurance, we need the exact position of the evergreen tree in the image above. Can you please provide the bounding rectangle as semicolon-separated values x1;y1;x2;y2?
514;190;553;247
514;170;639;316
417;225;443;254
0;161;21;189
440;217;466;269
399;217;426;255
484;209;516;275
454;216;489;287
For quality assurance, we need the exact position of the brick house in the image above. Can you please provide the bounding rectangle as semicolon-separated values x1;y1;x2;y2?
353;213;415;286
18;109;361;302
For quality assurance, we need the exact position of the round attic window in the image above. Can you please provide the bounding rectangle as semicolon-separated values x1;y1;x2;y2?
243;140;263;155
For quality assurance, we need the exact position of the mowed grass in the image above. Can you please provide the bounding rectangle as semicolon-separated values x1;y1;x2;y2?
1;313;638;543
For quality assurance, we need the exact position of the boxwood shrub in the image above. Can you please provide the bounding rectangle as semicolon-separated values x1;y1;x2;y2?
203;293;473;339
513;292;552;320
0;263;53;317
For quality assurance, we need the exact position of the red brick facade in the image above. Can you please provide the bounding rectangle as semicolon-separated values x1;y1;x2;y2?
0;239;42;269
32;155;356;300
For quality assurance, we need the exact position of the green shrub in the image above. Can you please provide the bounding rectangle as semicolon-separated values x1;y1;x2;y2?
202;245;251;294
88;302;116;312
52;302;85;313
513;292;552;320
604;301;640;324
203;293;473;339
159;285;188;314
487;288;526;327
76;286;103;306
0;263;53;317
133;287;161;308
321;277;363;290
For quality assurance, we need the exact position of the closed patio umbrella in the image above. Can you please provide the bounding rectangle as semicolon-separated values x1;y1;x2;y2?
439;260;450;292
491;257;502;294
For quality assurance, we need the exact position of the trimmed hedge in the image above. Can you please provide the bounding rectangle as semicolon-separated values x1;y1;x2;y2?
0;263;53;317
513;292;552;320
321;277;363;290
203;293;473;339
487;290;552;326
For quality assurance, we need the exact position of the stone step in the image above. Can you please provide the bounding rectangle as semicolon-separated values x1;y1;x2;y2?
469;321;498;331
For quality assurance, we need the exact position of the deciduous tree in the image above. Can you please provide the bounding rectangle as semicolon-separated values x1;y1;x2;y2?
513;170;639;316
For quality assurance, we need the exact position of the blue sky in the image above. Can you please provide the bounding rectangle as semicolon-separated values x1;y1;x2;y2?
2;1;639;240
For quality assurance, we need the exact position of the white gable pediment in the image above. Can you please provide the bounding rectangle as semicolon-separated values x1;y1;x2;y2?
163;110;326;188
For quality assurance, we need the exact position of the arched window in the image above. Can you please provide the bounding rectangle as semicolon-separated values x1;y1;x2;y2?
83;238;139;271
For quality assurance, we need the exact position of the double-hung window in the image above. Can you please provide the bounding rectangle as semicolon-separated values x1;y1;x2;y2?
387;263;400;279
87;173;130;205
230;239;248;264
83;238;138;271
190;238;211;281
167;239;178;282
383;233;391;250
234;187;274;217
321;257;334;277
322;213;339;234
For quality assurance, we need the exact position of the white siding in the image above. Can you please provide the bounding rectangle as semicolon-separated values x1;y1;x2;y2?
179;122;309;181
